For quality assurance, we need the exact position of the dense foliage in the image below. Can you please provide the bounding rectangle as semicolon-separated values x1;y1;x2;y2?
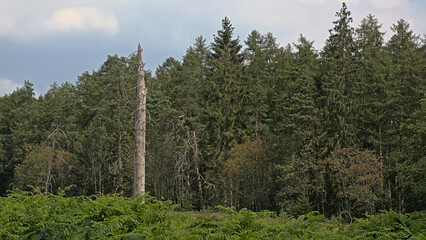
1;190;425;239
0;3;425;218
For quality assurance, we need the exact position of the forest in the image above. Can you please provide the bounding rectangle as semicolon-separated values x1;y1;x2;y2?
0;3;425;220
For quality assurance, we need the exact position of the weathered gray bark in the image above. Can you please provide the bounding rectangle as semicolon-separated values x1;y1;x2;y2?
190;131;204;207
45;141;54;195
134;43;147;195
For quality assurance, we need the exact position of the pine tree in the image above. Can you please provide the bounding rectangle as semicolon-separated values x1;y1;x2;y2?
319;2;357;155
145;61;176;203
180;37;209;208
268;44;295;143
401;97;426;211
201;17;245;205
384;19;424;212
243;30;271;139
386;19;423;145
276;35;320;214
0;81;41;195
317;3;359;215
76;55;136;195
354;14;389;155
149;56;201;209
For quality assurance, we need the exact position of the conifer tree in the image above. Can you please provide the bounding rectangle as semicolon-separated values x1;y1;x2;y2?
76;56;136;195
319;2;357;155
201;17;244;205
181;37;209;208
317;3;360;215
276;35;320;214
384;19;424;212
0;81;41;195
354;14;389;154
243;30;271;139
401;97;426;211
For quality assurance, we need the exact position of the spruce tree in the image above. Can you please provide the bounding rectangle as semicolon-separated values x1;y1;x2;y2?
317;3;359;215
201;17;244;205
354;14;389;154
319;2;357;155
243;30;271;139
384;19;424;212
276;35;320;214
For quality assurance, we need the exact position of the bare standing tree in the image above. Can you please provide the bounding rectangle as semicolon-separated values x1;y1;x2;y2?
134;43;147;195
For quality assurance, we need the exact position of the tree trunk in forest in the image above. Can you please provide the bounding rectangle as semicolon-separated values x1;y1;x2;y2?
134;43;147;195
45;126;61;195
45;141;54;195
189;131;204;208
116;81;124;195
117;131;124;195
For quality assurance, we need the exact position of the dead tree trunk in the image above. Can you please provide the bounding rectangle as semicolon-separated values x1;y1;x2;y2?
134;43;147;195
45;141;54;195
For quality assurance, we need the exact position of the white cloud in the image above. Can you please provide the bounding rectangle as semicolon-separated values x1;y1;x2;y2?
0;14;14;37
44;7;119;34
0;78;21;96
0;1;17;37
0;1;121;41
300;0;327;4
369;0;406;9
338;0;360;4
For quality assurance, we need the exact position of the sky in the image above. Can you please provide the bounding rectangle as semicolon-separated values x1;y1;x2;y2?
0;0;425;96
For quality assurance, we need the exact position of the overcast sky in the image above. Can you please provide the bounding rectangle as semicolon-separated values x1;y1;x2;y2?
0;0;425;96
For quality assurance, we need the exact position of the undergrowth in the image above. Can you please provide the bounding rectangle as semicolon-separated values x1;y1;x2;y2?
0;189;425;239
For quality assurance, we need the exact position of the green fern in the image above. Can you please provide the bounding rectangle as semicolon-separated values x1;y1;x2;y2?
1;189;425;239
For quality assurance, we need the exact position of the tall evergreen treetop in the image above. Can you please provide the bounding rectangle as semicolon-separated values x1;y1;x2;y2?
211;17;243;63
318;2;357;153
245;30;263;57
386;19;423;114
183;36;208;75
356;14;384;52
323;2;355;59
388;19;420;54
353;14;389;152
193;36;208;59
324;1;356;73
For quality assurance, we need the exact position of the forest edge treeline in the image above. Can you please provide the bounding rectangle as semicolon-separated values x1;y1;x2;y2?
0;3;424;218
